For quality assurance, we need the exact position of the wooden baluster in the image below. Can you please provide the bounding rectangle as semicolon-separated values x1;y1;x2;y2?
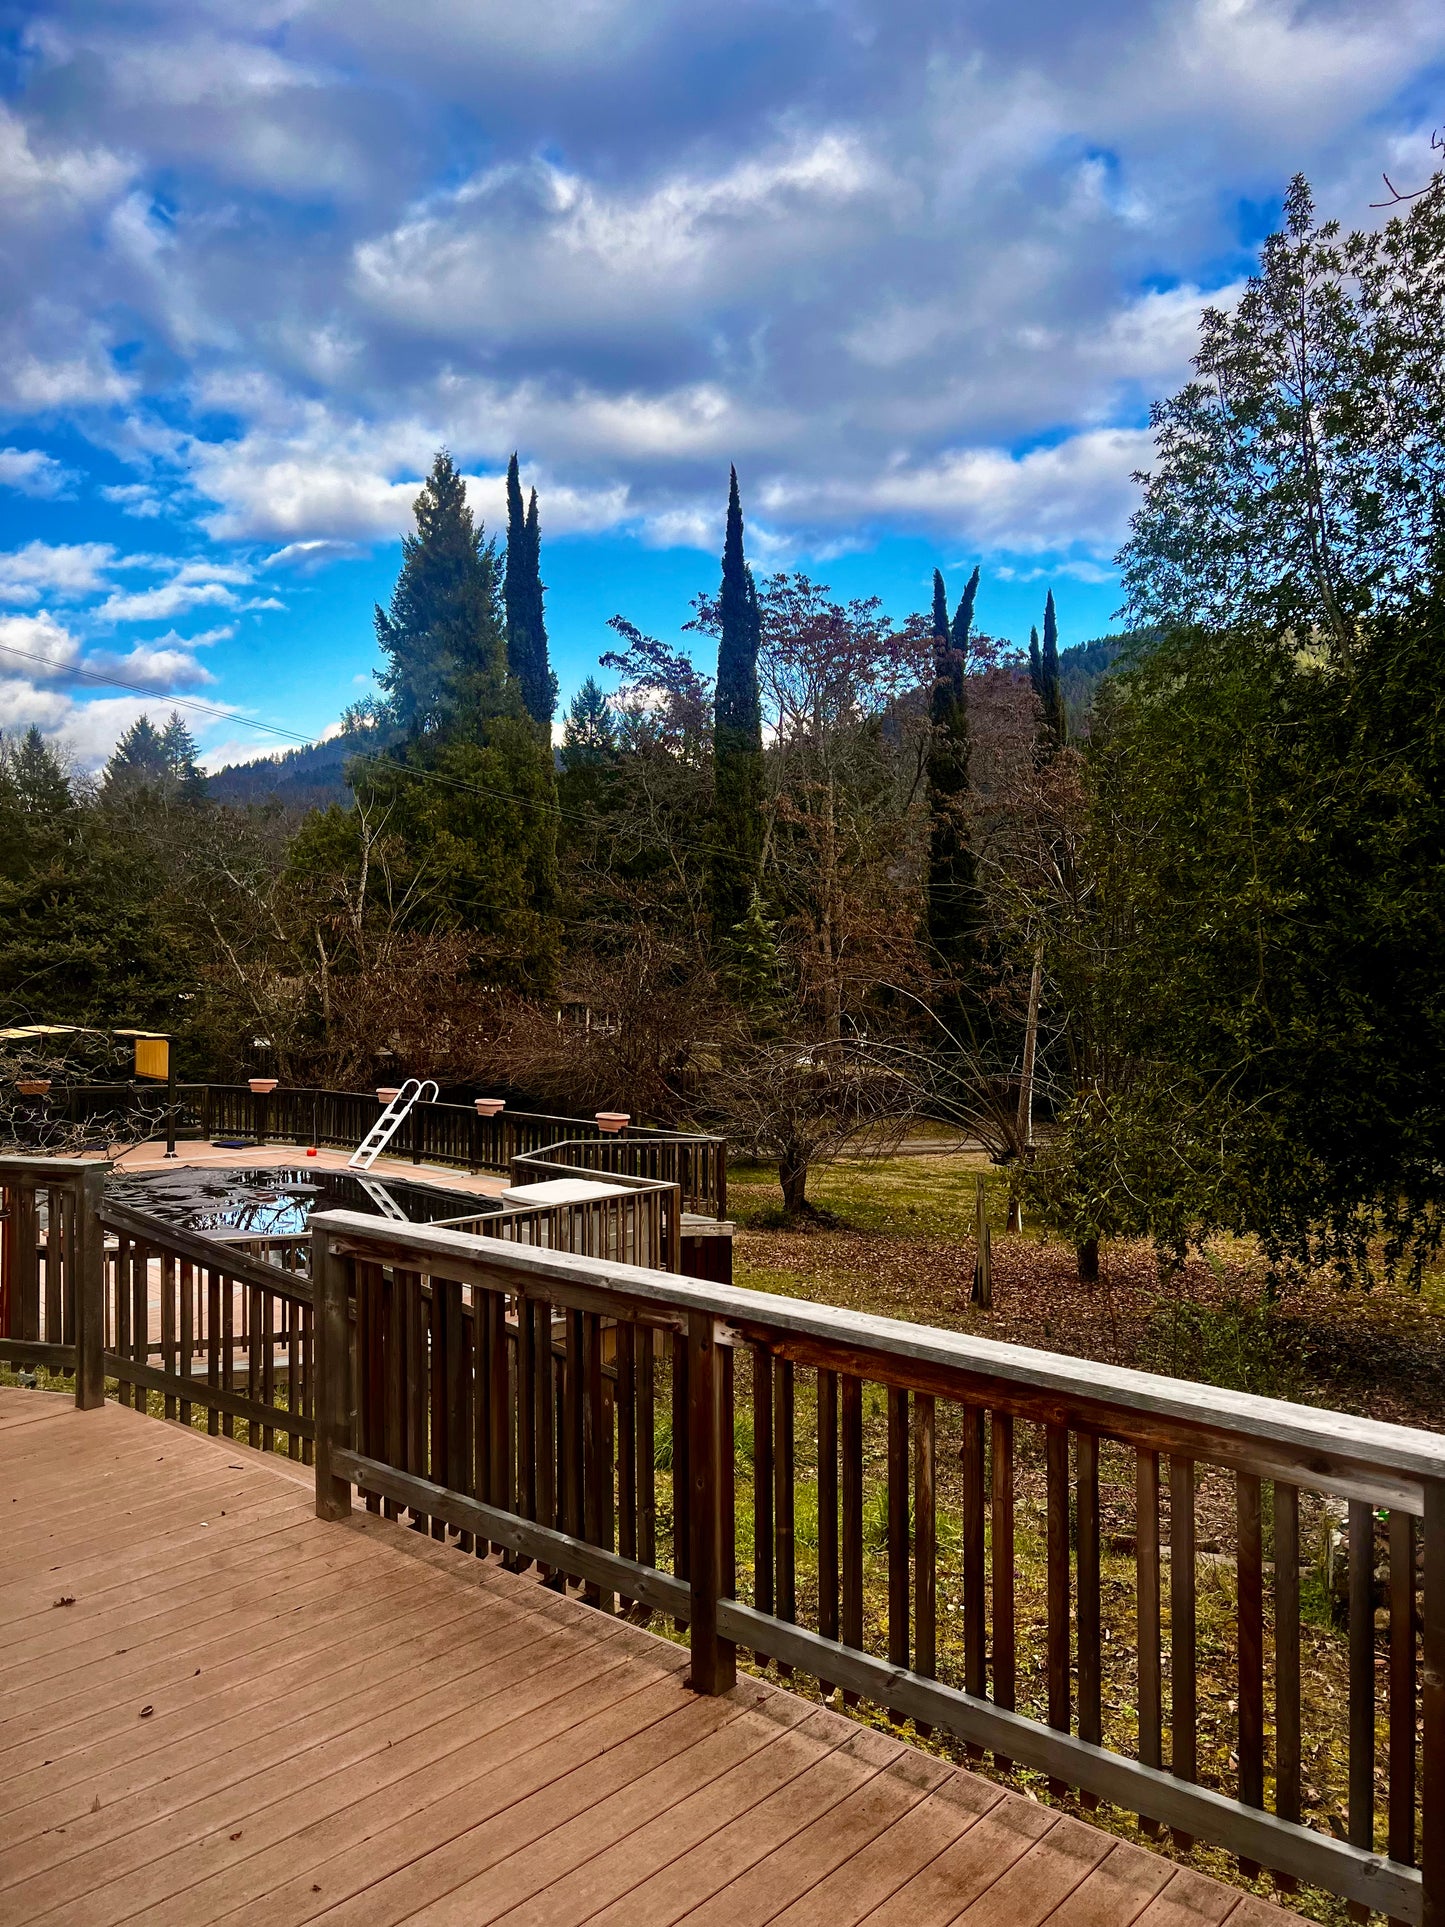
301;1298;315;1467
44;1186;62;1348
992;1412;1016;1769
221;1266;235;1438
286;1293;301;1461
537;1303;557;1572
886;1387;910;1692
383;1268;402;1518
133;1240;148;1413
817;1368;839;1652
638;1323;655;1572
489;1287;511;1549
354;1261;375;1507
1274;1479;1302;1879
159;1251;176;1419
914;1392;936;1681
562;1307;584;1564
752;1346;774;1623
617;1322;637;1593
1137;1450;1163;1822
721;1344;735;1606
406;1270;429;1534
685;1308;735;1695
247;1281;263;1448
1046;1422;1072;1792
775;1356;796;1676
178;1257;193;1429
1388;1510;1417;1902
1077;1431;1102;1798
1349;1496;1377;1899
962;1403;986;1708
207;1267;221;1435
429;1275;448;1537
262;1290;277;1453
672;1331;690;1601
1236;1472;1264;1877
841;1372;863;1705
115;1232;132;1407
513;1290;534;1566
1170;1455;1197;1848
583;1311;611;1606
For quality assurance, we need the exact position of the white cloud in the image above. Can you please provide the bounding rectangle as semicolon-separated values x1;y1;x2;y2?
91;641;217;686
0;542;116;605
0;448;73;497
0;610;84;675
96;577;241;622
101;481;164;517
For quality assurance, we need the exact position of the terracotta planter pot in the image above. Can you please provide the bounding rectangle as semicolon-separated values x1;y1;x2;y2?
248;1078;278;1095
595;1110;630;1135
376;1087;402;1104
474;1097;506;1117
16;1079;51;1097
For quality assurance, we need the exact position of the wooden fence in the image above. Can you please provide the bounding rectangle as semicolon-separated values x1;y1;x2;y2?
50;1084;728;1217
309;1211;1445;1927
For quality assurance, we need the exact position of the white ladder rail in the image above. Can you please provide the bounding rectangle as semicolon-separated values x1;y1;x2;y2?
348;1078;439;1171
354;1176;410;1221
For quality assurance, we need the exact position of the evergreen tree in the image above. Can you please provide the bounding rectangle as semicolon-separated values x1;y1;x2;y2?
375;450;508;735
358;450;559;990
711;467;764;944
951;565;980;655
1028;625;1043;702
926;567;983;1017
1040;590;1066;746
504;455;557;731
561;677;617;769
102;716;170;799
728;886;783;1031
159;712;208;803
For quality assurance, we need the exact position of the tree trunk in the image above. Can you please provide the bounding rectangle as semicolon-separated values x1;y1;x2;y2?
779;1151;809;1217
1077;1236;1099;1286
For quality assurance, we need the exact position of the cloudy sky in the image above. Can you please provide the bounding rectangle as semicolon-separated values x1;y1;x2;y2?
1;0;1441;767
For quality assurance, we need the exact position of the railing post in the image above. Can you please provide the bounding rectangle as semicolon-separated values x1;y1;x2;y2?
685;1309;735;1696
313;1229;352;1521
1424;1477;1445;1927
73;1165;106;1409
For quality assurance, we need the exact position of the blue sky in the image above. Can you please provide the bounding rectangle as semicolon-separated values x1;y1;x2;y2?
1;1;1442;768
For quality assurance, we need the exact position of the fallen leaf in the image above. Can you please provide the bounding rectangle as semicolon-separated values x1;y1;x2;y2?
139;1706;153;1719
53;1596;75;1608
230;1831;242;1841
91;1796;101;1814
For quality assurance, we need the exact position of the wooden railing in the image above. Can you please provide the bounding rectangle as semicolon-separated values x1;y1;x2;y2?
437;1174;679;1275
49;1083;728;1218
0;1155;105;1406
309;1212;1445;1927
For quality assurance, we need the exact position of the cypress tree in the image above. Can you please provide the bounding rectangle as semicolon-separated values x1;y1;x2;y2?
1039;590;1066;746
951;565;980;655
711;467;764;945
1028;624;1043;701
503;455;557;731
926;567;983;1018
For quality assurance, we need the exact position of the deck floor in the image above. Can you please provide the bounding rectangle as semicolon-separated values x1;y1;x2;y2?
0;1387;1291;1927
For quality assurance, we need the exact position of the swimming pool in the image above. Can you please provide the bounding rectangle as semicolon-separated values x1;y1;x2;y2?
105;1165;494;1237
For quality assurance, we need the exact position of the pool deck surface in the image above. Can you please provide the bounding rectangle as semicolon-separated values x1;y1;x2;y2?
109;1137;510;1201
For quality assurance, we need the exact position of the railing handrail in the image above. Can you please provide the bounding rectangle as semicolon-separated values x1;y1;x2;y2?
310;1208;1445;1506
98;1196;313;1306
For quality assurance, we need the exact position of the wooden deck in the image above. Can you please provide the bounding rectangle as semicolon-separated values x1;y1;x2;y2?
1;1387;1292;1927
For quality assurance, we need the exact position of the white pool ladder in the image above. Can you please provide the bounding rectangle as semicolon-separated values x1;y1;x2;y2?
349;1078;438;1172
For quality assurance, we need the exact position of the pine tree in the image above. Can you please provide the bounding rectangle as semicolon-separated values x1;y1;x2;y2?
504;455;557;731
4;725;72;817
926;567;983;1021
561;677;617;769
728;886;783;1030
711;467;764;944
375;450;508;735
159;712;208;803
1040;590;1066;746
102;716;170;797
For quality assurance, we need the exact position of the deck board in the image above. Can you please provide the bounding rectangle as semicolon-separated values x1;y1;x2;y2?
0;1387;1293;1927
